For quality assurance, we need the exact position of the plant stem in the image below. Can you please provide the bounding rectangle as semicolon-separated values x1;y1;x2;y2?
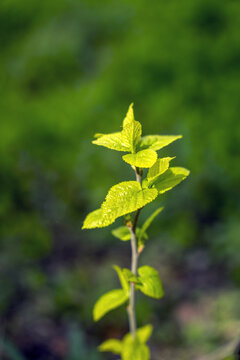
127;167;142;338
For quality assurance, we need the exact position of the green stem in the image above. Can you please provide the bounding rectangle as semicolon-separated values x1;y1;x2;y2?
127;167;142;338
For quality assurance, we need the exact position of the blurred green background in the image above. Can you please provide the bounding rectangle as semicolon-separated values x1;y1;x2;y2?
0;0;240;359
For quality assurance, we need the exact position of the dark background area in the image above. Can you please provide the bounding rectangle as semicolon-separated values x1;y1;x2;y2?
0;0;240;359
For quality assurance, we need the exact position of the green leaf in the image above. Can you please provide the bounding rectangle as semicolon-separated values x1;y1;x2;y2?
101;181;158;225
137;325;153;344
137;266;164;299
93;289;129;321
121;121;142;153
82;209;112;229
122;336;150;360
82;182;158;229
153;167;190;194
122;149;157;168
123;269;141;284
113;265;129;292
112;226;131;241
92;132;129;151
146;157;175;186
98;339;122;354
138;207;164;247
123;103;134;127
112;226;148;242
139;135;182;151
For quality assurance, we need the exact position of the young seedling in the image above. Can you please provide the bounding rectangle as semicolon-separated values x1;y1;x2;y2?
82;104;189;359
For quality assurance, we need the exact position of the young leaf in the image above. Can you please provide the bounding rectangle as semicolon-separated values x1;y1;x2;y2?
153;167;190;194
136;266;164;299
82;182;158;229
122;149;157;168
138;207;164;247
98;339;122;354
122;336;150;360
112;226;131;241
82;208;112;229
123;269;141;284
113;265;129;292
139;135;182;151
146;157;175;186
92;132;129;151
112;226;146;241
123;325;153;345
121;121;142;153
123;103;134;127
93;289;129;321
101;181;158;225
137;325;153;344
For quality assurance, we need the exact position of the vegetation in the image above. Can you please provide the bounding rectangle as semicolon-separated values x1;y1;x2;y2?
1;0;240;359
83;104;189;358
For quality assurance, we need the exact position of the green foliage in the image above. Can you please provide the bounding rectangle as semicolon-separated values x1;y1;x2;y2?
139;135;182;151
112;226;148;242
152;167;190;194
82;181;158;229
122;149;157;168
145;157;175;187
93;289;129;322
136;266;164;299
98;339;122;354
99;325;152;360
84;104;188;357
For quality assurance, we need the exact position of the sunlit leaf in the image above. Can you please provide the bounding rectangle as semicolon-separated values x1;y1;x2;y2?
146;157;175;186
122;335;150;360
98;339;122;354
93;289;129;321
136;266;164;299
92;132;129;151
121;121;142;153
101;181;158;225
122;149;157;168
137;325;153;343
139;135;182;151
153;167;190;194
82;208;112;229
113;265;129;292
123;103;134;127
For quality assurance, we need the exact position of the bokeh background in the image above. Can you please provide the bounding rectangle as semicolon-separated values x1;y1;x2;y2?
0;0;240;359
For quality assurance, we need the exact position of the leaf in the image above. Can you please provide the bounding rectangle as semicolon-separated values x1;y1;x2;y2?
113;265;129;292
82;208;112;229
123;103;134;127
122;149;157;168
136;266;164;299
92;132;129;151
137;325;153;344
82;182;158;229
101;181;158;225
146;157;175;186
122;336;150;360
112;226;131;241
112;226;147;241
138;207;164;247
123;269;141;284
153;167;190;194
139;135;182;151
93;289;129;321
98;339;122;354
121;121;142;153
